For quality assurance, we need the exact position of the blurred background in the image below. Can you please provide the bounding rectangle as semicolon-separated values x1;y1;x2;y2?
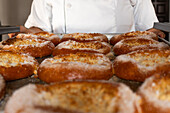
0;0;169;40
0;0;32;26
0;0;32;40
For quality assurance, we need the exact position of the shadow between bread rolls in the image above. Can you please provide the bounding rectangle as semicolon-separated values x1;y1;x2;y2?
0;75;5;101
38;52;113;83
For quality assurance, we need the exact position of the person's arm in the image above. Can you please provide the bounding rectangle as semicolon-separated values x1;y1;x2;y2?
133;0;165;38
8;26;44;38
25;0;52;32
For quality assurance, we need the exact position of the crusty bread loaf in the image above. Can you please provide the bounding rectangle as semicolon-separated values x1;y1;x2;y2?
16;33;49;42
113;49;170;82
0;50;38;81
0;74;5;100
38;52;113;83
113;38;169;55
5;80;141;113
0;38;55;58
52;40;111;56
138;72;170;113
110;31;158;45
34;31;61;45
61;33;108;42
17;33;60;46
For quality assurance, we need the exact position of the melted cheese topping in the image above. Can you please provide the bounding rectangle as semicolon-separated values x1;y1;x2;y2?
40;82;118;113
129;52;170;67
125;31;151;37
72;33;93;39
124;39;157;46
0;52;33;67
70;41;102;49
36;33;51;38
51;53;105;64
151;77;170;101
11;39;44;46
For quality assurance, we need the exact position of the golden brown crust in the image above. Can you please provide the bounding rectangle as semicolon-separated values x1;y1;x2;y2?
61;33;108;42
0;50;39;81
113;49;170;82
34;31;61;45
1;38;55;58
52;40;111;56
16;33;49;42
138;72;170;113
113;38;169;55
5;80;140;113
110;31;158;45
38;53;113;83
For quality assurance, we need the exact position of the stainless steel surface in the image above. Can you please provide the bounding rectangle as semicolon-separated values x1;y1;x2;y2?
154;22;170;33
0;26;20;35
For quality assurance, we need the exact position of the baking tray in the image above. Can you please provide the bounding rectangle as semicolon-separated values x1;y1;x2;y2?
0;33;169;112
158;36;170;46
153;22;170;33
0;26;20;35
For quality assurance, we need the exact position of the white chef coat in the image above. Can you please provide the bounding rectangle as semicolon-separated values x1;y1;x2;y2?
25;0;158;34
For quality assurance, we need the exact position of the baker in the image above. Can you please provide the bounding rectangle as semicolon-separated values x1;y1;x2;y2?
9;0;165;38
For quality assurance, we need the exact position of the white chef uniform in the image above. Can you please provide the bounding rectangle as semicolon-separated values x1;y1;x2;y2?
25;0;158;34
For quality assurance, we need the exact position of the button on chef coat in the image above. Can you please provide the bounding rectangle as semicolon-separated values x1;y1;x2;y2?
25;0;158;34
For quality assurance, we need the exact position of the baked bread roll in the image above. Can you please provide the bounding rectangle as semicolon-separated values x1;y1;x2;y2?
52;40;111;56
38;53;113;83
5;80;141;113
0;38;55;58
0;74;5;100
61;33;108;42
17;32;60;45
113;38;169;55
34;31;61;45
110;31;158;45
113;49;170;82
16;33;49;42
0;50;38;81
138;72;170;113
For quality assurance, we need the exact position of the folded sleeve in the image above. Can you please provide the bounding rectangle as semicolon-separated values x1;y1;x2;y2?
133;0;158;31
25;0;52;32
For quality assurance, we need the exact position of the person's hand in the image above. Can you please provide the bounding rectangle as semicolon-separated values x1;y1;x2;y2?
8;26;29;38
8;26;43;38
147;28;165;38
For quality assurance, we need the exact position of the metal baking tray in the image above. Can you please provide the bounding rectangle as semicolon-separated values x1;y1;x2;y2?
0;55;142;112
158;36;170;46
0;26;20;35
0;33;169;112
153;22;170;33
